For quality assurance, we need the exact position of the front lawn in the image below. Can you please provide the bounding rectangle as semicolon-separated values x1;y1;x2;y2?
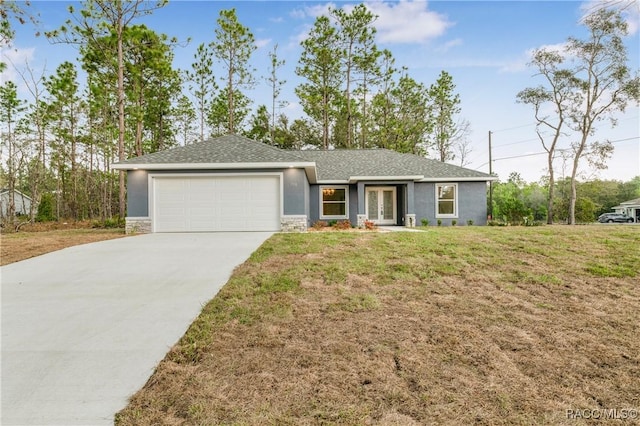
1;227;126;266
116;226;639;425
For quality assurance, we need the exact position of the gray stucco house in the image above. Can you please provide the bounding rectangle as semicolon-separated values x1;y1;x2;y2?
0;189;33;218
112;135;494;233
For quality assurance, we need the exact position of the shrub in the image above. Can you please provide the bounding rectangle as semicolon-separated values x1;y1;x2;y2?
451;220;457;226
437;219;442;226
364;220;376;230
421;218;430;226
312;220;328;230
467;220;474;226
327;220;338;227
36;193;55;222
335;220;352;230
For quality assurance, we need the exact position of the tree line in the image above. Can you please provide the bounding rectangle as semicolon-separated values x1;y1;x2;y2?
491;173;639;224
1;1;470;223
1;1;637;226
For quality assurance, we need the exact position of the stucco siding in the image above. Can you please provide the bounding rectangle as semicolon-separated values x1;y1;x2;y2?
282;168;308;215
459;181;488;225
414;183;436;225
127;171;149;217
414;181;488;225
348;185;358;225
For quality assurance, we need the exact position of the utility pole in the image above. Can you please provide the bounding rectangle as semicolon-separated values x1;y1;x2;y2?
488;130;493;221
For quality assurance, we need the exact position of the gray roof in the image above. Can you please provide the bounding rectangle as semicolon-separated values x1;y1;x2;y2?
116;134;304;164
114;135;491;181
296;149;490;181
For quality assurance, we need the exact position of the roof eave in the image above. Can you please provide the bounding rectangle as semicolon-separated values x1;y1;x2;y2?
417;176;497;182
111;161;319;184
348;175;425;183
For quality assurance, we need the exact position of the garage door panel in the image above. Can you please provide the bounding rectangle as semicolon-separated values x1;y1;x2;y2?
153;175;280;232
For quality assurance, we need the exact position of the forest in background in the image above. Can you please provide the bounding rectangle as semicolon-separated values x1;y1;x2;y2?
1;1;638;226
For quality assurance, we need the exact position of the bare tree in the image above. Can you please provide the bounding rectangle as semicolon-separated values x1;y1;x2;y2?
564;9;640;224
517;49;577;224
518;8;639;224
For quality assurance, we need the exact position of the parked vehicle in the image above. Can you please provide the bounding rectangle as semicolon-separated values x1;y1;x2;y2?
598;213;634;223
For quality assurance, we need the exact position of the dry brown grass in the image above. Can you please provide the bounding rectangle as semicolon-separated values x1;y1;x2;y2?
1;223;126;266
116;226;640;425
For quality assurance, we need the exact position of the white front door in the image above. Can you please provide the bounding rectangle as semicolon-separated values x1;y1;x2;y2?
366;187;396;225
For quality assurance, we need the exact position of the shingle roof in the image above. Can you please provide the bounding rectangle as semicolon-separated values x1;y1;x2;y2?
116;134;305;164
114;135;491;181
295;149;491;181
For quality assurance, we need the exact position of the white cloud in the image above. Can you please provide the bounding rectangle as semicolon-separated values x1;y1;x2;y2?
288;1;453;50
500;42;569;73
289;8;307;20
1;44;36;84
255;38;272;49
365;0;452;44
306;3;336;18
290;3;336;20
435;38;463;53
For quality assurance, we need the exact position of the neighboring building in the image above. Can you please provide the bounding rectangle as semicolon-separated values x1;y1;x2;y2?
0;189;32;218
612;198;640;222
112;135;495;233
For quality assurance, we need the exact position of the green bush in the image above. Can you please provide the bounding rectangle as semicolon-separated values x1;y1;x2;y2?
452;220;457;226
36;193;55;222
437;219;442;226
467;220;474;226
421;218;430;226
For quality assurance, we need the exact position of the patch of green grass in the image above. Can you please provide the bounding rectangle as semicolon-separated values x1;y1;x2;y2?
331;293;380;313
585;262;636;278
255;272;299;294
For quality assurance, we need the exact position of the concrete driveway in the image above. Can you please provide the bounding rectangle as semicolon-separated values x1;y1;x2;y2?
1;232;273;425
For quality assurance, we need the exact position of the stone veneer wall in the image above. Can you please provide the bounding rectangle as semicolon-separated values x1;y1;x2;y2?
281;215;308;232
125;217;152;234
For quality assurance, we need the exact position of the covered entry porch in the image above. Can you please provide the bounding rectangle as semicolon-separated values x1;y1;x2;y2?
355;181;416;228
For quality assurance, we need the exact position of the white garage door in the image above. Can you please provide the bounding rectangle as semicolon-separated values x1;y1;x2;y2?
153;175;281;232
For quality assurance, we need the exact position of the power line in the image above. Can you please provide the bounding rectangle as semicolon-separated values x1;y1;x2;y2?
475;135;639;168
488;114;639;135
490;122;536;133
493;136;540;148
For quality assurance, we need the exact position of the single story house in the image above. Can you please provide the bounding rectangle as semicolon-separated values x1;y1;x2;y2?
0;189;32;218
612;198;640;222
112;135;495;233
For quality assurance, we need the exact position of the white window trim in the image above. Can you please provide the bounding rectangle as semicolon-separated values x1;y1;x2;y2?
435;183;458;218
319;185;349;220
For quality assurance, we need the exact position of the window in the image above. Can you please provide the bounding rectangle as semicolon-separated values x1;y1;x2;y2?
436;183;457;217
320;186;348;219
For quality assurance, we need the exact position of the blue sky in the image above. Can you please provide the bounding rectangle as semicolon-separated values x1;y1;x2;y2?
3;0;639;183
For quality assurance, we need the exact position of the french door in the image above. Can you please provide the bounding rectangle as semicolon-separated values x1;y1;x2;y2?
365;187;396;225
